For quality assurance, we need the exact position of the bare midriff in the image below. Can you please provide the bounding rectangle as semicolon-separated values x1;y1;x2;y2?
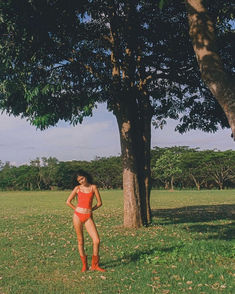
75;207;92;214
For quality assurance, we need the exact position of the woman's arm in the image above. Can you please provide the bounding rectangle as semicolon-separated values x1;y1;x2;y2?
66;186;78;210
92;185;102;211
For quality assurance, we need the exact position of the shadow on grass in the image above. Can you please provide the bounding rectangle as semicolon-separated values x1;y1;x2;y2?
187;223;235;241
152;204;235;240
103;245;181;269
152;204;234;223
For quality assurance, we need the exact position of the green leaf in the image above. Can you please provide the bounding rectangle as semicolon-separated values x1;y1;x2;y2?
159;0;165;10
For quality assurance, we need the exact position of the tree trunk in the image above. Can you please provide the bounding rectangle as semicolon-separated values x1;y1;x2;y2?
190;174;200;190
139;97;152;225
108;5;152;227
165;181;170;190
219;183;223;190
185;0;235;139
114;96;152;228
170;176;174;191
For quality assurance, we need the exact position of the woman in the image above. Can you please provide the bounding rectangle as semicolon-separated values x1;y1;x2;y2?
66;170;106;272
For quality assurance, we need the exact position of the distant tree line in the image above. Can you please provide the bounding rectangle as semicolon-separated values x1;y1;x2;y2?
151;147;235;190
0;147;234;191
0;156;122;191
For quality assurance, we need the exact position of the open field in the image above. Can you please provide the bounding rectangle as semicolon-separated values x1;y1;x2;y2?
0;190;234;294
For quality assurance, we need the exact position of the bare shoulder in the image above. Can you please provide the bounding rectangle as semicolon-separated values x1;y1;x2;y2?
74;185;80;192
92;184;98;191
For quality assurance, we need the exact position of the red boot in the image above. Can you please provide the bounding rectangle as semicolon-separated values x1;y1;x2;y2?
91;255;106;272
80;255;88;272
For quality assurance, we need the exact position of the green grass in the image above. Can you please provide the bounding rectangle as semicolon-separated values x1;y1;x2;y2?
0;189;234;294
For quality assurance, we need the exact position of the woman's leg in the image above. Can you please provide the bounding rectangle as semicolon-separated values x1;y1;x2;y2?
84;217;100;256
85;217;106;271
73;214;85;256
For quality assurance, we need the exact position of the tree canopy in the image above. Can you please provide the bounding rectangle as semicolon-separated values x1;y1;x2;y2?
153;149;183;190
0;0;233;131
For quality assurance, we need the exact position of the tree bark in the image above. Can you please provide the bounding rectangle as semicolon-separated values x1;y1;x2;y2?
114;96;152;228
190;174;201;190
108;4;152;228
170;176;174;191
165;181;170;190
219;183;223;190
185;0;235;139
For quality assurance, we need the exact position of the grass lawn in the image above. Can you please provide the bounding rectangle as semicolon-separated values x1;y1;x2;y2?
0;189;234;294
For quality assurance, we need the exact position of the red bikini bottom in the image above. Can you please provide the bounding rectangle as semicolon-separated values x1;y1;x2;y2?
74;211;91;223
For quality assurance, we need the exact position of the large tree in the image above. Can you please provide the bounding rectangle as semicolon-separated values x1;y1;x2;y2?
181;150;208;190
153;148;183;190
0;0;233;227
204;150;235;190
185;0;235;138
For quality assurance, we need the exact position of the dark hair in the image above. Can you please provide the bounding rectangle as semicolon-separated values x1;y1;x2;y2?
76;170;93;184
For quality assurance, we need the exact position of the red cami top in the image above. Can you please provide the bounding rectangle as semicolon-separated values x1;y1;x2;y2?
77;188;94;210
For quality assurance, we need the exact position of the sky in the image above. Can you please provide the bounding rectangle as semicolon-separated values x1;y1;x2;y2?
0;103;234;166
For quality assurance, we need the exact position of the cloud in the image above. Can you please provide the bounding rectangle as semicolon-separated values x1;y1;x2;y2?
0;106;120;164
23;146;36;150
0;106;234;166
0;113;31;131
151;119;234;151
